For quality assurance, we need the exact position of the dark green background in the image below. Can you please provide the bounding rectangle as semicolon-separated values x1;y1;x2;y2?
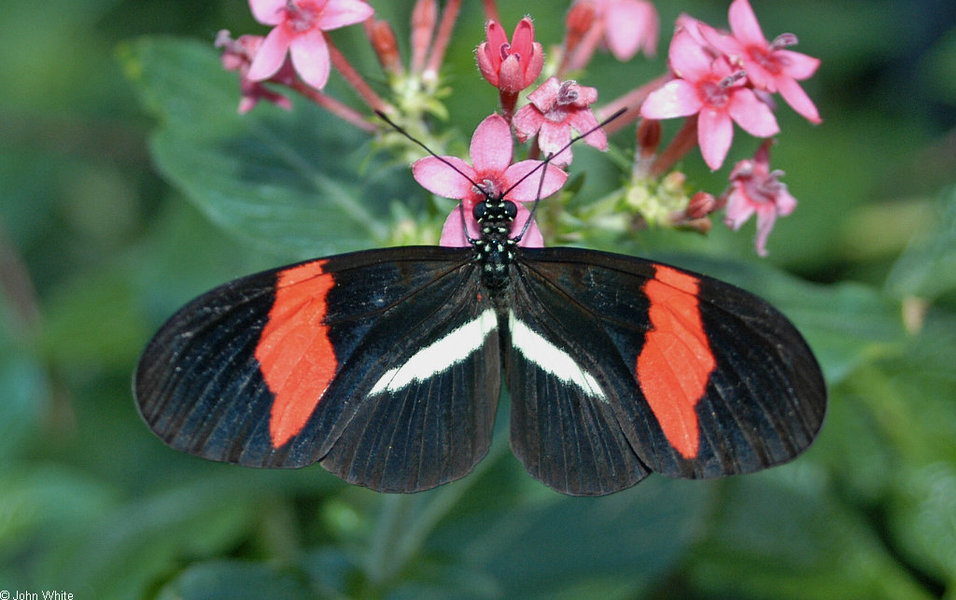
1;0;954;598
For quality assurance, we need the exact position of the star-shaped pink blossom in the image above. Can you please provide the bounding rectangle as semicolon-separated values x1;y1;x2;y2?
247;0;374;90
412;114;567;248
640;29;779;171
722;141;796;256
476;18;544;94
513;78;606;166
703;0;821;123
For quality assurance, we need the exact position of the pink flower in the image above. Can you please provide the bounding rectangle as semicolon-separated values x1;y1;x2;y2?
476;18;544;94
412;114;567;247
216;30;294;114
563;0;658;71
247;0;374;90
513;78;606;166
722;141;796;256
597;0;659;61
640;30;779;170
703;0;821;123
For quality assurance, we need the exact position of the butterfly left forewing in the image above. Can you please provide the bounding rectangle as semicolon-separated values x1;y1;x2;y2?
135;247;502;492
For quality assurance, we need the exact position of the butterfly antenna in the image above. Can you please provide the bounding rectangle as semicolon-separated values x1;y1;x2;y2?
514;155;551;241
511;107;628;241
377;111;490;245
375;111;490;202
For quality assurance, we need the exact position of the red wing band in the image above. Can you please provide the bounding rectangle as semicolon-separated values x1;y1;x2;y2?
256;260;337;450
636;265;716;459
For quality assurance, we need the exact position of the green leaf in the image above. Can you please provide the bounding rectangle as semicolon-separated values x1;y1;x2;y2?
156;560;315;600
119;37;414;257
0;349;48;459
425;477;710;599
689;470;934;600
891;463;956;588
38;268;151;373
885;187;956;301
39;472;262;599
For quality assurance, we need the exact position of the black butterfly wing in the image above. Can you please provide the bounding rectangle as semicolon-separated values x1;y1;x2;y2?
135;246;502;492
507;248;826;495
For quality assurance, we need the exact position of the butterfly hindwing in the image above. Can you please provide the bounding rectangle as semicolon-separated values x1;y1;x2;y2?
135;247;501;492
504;285;654;496
510;248;826;492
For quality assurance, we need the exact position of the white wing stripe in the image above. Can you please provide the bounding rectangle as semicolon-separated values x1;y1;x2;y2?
508;311;606;400
369;308;498;395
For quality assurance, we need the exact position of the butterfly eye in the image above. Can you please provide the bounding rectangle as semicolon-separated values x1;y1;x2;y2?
473;202;488;221
503;201;517;220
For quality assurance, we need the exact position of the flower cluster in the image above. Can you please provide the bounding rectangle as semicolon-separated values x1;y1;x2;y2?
216;0;820;255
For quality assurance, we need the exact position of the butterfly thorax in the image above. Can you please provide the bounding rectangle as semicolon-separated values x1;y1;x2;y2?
472;197;518;291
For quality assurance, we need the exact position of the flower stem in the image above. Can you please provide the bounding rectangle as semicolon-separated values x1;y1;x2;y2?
424;0;461;86
650;115;698;176
411;0;437;75
290;80;376;132
598;73;671;136
325;33;390;113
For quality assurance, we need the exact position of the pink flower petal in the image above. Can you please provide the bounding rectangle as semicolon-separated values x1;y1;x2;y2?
439;205;480;247
668;30;713;81
486;20;508;54
315;0;375;30
413;156;476;199
497;54;525;93
512;104;543;142
640;80;702;119
605;0;658;60
698;108;734;170
728;89;779;137
512;203;544;248
724;189;755;229
775;188;798;215
700;24;743;60
503;160;568;202
249;0;286;25
527;77;560;111
289;28;331;89
568;110;606;149
247;25;293;81
776;49;821;80
776;76;822;123
511;18;535;57
728;0;767;47
526;43;544;84
470;115;513;173
476;43;499;85
537;121;574;164
753;207;778;256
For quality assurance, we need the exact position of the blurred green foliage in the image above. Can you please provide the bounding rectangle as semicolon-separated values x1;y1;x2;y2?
1;0;954;598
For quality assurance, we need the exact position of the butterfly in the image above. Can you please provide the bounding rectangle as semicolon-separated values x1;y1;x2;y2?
134;115;826;496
